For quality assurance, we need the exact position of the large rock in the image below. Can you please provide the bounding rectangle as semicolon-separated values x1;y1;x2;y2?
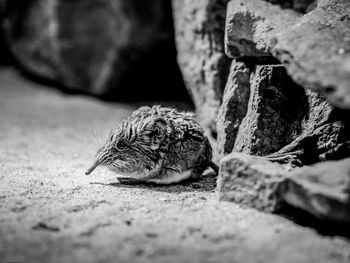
218;152;287;212
2;0;180;98
233;64;306;156
218;152;350;223
225;0;299;58
225;0;350;109
280;158;350;222
216;57;349;166
172;0;231;144
217;63;330;159
216;60;251;161
266;120;350;166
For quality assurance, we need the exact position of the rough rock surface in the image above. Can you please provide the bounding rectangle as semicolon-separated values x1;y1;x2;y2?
225;0;350;109
216;60;251;161
233;65;306;156
172;0;231;146
218;152;287;212
219;5;350;164
273;0;350;109
280;158;350;222
2;0;178;97
261;81;350;166
225;0;299;58
266;120;350;166
300;90;335;135
2;68;350;263
218;151;350;223
216;61;340;162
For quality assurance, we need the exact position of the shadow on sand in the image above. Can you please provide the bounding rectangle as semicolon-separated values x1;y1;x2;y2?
89;171;217;193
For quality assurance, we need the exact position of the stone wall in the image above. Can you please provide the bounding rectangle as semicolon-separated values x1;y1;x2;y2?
172;0;350;223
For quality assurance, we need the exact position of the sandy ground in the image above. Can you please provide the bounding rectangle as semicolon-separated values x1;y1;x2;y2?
0;68;349;263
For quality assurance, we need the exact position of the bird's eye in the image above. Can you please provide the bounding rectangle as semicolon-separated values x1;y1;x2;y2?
116;141;126;150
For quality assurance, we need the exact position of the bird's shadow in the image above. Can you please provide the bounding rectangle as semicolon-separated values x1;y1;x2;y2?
89;171;217;193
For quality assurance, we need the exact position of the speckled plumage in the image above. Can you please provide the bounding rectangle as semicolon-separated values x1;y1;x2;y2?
86;106;216;184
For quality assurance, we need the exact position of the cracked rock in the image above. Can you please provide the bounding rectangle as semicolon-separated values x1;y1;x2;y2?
225;0;350;109
216;60;251;161
217;63;313;160
280;158;350;222
225;0;299;58
218;152;287;212
266;120;350;166
233;64;307;156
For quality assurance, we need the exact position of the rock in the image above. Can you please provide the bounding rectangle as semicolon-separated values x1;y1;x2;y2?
261;83;350;167
3;0;57;80
280;158;350;222
272;0;350;109
2;0;178;97
233;65;307;156
217;63;309;158
216;59;342;163
216;60;251;161
225;0;350;109
300;90;335;135
216;58;347;167
172;0;231;144
266;120;350;166
225;0;299;58
218;152;287;212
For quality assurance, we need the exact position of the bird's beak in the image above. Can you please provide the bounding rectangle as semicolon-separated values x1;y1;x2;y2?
85;159;100;175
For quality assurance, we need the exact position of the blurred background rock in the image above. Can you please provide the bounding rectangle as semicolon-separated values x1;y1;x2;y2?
0;0;190;101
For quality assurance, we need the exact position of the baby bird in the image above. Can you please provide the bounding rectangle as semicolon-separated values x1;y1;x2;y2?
85;105;217;184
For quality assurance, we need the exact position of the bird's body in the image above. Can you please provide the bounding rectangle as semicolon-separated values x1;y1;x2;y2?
86;106;215;184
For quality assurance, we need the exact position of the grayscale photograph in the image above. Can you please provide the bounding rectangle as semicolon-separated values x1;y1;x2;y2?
0;0;349;263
